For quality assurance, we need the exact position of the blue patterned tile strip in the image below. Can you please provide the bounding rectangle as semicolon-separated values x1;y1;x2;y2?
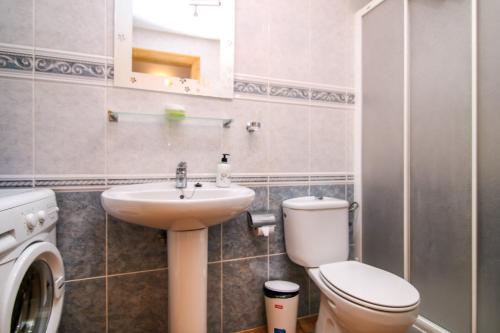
269;85;310;100
0;50;106;80
233;79;267;96
311;89;346;104
0;51;33;71
35;56;105;79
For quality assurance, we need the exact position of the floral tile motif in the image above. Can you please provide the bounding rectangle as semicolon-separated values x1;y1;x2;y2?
347;92;355;104
107;65;114;80
311;89;346;104
233;79;268;95
35;56;105;79
269;84;310;100
0;51;33;71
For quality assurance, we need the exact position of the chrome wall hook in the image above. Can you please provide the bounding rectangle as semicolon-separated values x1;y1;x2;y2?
349;202;359;212
246;121;261;133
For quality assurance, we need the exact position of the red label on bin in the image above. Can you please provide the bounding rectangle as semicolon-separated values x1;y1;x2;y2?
274;304;283;310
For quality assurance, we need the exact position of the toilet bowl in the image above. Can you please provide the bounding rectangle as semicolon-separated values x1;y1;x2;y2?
308;263;419;333
282;196;420;333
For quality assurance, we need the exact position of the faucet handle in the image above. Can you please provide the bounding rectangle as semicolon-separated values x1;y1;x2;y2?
177;161;187;168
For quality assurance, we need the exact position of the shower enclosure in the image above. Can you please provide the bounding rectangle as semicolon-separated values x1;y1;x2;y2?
355;0;499;332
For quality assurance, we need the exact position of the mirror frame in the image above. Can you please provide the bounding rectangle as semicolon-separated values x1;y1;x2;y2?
114;0;235;99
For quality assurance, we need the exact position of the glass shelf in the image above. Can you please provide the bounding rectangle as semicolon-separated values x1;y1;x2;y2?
107;110;233;128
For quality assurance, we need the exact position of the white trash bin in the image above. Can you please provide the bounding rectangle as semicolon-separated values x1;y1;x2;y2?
264;280;300;333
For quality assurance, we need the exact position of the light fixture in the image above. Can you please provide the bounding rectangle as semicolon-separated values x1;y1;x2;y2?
189;0;221;17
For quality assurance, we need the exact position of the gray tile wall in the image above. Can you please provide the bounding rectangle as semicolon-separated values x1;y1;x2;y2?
56;183;353;333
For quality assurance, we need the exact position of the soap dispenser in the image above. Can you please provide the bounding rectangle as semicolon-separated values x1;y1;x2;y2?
216;153;231;187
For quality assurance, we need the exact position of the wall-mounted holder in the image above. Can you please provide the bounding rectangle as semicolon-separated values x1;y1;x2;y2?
247;211;276;237
107;110;233;128
246;121;261;133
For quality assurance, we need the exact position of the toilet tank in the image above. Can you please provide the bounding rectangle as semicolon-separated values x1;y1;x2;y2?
283;196;349;268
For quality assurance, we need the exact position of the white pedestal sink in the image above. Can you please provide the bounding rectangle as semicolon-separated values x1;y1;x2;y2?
101;182;255;333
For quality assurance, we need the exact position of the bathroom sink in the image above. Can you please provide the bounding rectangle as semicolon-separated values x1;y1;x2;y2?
101;182;255;231
102;181;255;332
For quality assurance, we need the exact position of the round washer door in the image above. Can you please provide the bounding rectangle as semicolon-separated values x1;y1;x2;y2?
0;242;65;333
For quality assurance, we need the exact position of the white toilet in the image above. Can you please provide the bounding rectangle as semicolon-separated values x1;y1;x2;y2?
283;196;420;333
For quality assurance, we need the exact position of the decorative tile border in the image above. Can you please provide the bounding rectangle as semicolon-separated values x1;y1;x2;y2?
310;175;348;183
233;79;267;96
268;175;309;183
35;178;106;187
234;74;355;108
107;65;114;80
311;89;346;104
0;174;355;189
110;175;267;186
107;177;170;186
0;45;356;107
0;179;34;188
0;51;32;72
347;92;355;105
35;56;105;79
269;85;310;100
230;176;268;185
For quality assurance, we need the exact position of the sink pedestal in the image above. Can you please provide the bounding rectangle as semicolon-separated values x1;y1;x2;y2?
168;228;208;333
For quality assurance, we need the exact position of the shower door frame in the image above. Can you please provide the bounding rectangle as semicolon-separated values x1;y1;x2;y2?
353;0;478;332
353;0;411;277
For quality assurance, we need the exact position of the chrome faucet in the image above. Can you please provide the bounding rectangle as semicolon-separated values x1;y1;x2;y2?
175;161;187;189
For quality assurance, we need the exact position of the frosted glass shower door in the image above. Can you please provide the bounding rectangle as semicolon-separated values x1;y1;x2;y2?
360;0;405;277
409;1;472;332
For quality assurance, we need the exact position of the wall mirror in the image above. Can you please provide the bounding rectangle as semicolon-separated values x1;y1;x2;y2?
114;0;235;99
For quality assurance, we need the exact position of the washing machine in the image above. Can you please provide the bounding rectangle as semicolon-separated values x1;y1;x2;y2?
0;189;64;333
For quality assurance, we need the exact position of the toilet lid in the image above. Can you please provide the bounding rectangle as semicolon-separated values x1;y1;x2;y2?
319;261;420;309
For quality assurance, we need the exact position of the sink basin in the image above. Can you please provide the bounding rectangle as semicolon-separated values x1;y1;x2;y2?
101;181;255;332
101;182;255;231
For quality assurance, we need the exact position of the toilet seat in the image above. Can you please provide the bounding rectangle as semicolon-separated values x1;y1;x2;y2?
319;261;420;313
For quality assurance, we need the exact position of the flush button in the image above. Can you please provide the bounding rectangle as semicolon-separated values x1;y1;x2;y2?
25;213;37;230
37;210;46;224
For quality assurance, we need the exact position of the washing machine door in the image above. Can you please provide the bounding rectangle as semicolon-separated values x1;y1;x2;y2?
0;242;65;333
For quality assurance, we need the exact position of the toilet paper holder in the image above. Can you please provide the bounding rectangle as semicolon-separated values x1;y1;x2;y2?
247;211;276;228
247;211;276;237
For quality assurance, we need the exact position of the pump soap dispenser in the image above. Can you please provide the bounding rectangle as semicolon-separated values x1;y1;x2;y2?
216;153;231;188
